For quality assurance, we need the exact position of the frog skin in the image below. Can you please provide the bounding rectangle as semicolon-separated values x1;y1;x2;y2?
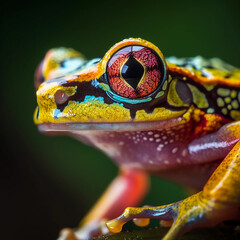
34;38;240;240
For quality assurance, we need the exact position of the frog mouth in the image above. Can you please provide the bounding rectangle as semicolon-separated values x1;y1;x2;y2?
37;116;185;133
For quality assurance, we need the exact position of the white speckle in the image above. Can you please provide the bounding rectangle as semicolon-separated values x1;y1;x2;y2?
154;134;160;138
156;139;161;142
157;144;164;151
149;160;154;164
182;149;188;157
119;141;124;146
109;133;115;137
164;160;170;164
172;147;178;154
143;137;147;141
162;136;167;140
124;133;130;136
132;136;136;140
164;141;168;145
176;158;181;163
169;139;174;143
149;138;154;141
148;131;153;135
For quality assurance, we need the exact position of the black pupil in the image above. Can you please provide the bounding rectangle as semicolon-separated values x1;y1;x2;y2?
121;55;144;89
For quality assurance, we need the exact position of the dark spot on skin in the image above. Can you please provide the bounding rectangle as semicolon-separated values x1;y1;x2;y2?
223;74;232;79
205;65;214;69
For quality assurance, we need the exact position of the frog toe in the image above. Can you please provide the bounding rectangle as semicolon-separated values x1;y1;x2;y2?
58;228;78;240
58;220;110;240
107;191;236;240
106;202;178;234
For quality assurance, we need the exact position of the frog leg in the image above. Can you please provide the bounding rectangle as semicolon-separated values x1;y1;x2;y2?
188;121;240;163
58;168;149;240
107;140;240;240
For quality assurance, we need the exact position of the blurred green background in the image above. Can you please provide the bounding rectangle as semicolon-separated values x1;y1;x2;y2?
1;0;240;239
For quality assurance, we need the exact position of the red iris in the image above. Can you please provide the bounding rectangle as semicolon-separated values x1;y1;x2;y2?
106;46;162;98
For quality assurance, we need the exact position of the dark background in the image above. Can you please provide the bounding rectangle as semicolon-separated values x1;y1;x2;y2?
1;0;240;239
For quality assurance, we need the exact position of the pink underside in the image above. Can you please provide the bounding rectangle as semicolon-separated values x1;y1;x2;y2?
38;119;239;237
153;159;222;190
39;120;239;190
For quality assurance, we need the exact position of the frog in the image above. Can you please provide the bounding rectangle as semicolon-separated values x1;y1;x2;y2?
34;38;240;240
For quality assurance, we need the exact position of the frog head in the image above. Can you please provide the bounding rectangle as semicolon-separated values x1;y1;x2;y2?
34;38;197;132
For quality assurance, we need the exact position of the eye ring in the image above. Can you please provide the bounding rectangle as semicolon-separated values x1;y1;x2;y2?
106;45;166;99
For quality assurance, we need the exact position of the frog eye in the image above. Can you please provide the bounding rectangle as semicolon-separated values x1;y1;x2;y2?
106;45;166;98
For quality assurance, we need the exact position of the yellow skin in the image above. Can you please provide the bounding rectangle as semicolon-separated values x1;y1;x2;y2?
34;38;240;240
35;39;185;124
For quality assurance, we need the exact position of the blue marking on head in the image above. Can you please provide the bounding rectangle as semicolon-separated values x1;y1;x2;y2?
83;95;105;103
91;78;100;88
54;109;61;119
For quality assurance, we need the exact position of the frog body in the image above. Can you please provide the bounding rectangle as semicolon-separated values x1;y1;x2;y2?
34;38;240;240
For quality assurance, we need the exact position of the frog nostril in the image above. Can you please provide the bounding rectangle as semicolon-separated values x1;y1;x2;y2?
55;90;69;105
